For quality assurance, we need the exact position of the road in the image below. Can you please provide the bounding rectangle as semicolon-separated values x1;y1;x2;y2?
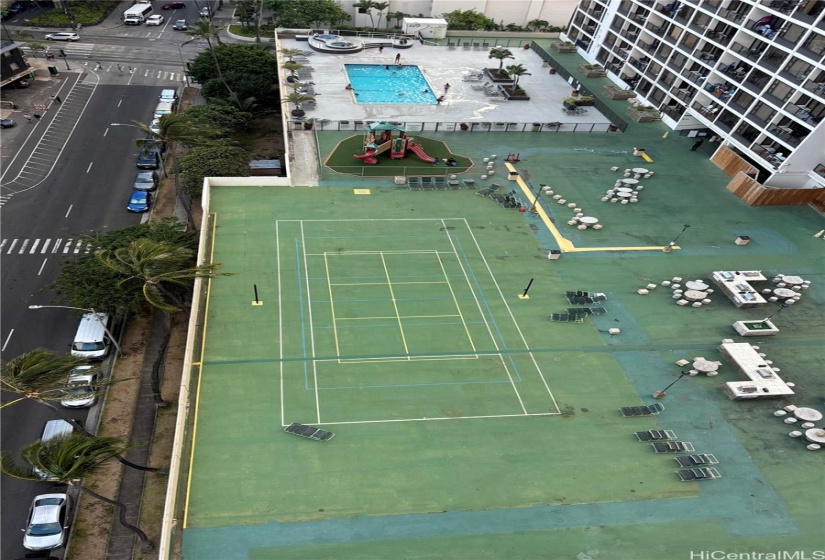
1;2;213;557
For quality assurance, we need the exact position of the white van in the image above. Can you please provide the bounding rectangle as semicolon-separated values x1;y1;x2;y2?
154;101;175;118
123;3;153;25
70;312;111;361
33;420;74;480
159;89;178;103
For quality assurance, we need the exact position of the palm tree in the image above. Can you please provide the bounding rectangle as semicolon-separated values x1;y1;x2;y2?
372;1;389;29
279;48;304;62
388;10;407;28
488;47;514;72
2;434;155;552
285;91;316;117
96;238;231;313
353;0;377;29
187;19;247;111
1;349;166;472
283;61;304;78
505;63;532;87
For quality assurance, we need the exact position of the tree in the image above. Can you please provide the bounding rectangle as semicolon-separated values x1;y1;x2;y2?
373;1;389;29
184;104;252;137
177;145;253;199
266;0;350;29
285;91;315;117
527;18;548;31
2;434;154;551
353;0;377;29
187;43;278;105
505;63;531;87
488;47;514;71
96;239;231;313
278;47;304;62
187;19;251;110
388;10;407;28
282;61;304;78
440;9;497;31
133;114;217;150
49;220;198;314
1;348;166;471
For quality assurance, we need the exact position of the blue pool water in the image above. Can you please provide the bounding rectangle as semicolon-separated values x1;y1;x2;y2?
344;64;437;105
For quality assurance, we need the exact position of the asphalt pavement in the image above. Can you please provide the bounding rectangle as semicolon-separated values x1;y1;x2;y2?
1;3;209;556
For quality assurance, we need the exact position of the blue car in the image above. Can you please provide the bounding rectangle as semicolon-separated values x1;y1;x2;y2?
126;190;152;212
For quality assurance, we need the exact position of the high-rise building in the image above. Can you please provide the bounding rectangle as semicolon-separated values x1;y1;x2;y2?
564;0;825;192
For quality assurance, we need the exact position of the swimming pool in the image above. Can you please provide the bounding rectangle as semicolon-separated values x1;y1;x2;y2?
344;64;437;105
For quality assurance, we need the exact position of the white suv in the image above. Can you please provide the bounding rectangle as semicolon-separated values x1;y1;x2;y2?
45;32;79;41
146;14;165;25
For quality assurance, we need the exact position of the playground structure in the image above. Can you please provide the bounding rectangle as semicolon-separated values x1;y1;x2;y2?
354;121;437;165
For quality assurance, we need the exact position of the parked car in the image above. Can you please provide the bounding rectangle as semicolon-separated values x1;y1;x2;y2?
0;118;15;128
45;32;79;41
135;146;160;169
23;494;71;551
149;118;162;134
146;14;165;25
161;1;186;9
199;6;212;18
127;190;153;212
133;170;159;191
60;366;99;408
172;18;187;30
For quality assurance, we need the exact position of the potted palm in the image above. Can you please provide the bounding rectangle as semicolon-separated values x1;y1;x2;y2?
286;92;315;117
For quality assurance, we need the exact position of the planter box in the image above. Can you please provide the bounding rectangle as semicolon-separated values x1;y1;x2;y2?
577;65;606;77
501;86;531;101
603;85;636;100
627;106;662;122
551;42;577;53
484;68;514;84
733;320;779;337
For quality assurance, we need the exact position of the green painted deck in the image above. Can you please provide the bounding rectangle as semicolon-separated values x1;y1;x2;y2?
181;119;825;559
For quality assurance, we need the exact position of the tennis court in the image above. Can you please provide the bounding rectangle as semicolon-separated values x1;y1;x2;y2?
276;218;559;425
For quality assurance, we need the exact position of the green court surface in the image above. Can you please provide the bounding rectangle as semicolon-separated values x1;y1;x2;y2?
182;128;825;559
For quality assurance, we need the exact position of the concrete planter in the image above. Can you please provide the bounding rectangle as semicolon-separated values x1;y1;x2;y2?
627;106;662;122
484;68;514;84
551;42;577;53
603;85;636;100
577;64;606;77
501;86;531;101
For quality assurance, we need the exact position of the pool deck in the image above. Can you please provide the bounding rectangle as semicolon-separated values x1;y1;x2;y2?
280;38;611;126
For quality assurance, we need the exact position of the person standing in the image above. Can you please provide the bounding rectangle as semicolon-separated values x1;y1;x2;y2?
690;139;704;151
378;45;383;53
395;53;401;63
444;83;451;93
95;62;102;70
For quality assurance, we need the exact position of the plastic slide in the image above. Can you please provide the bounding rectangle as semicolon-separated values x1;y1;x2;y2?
353;149;378;165
407;142;436;163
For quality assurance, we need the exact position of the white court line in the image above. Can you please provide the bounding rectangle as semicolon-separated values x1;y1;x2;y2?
380;251;410;358
306;250;454;256
329;280;446;286
1;329;14;352
435;240;478;353
462;219;560;412
300;411;560;427
441;219;527;414
276;221;286;428
336;314;460;320
300;221;322;424
337;354;480;364
322;251;342;360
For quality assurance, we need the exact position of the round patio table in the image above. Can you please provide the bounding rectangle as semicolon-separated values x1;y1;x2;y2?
794;408;823;422
616;187;634;193
615;191;633;198
685;280;709;291
632;167;649;174
781;275;804;285
620;178;639;186
684;290;708;301
774;288;797;299
804;428;825;444
579;216;599;225
693;359;719;373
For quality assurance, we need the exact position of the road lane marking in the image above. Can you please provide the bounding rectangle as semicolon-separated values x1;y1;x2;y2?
65;204;73;218
29;239;41;253
52;238;63;253
7;239;18;254
2;329;14;352
40;239;51;253
86;162;93;173
0;239;6;251
38;258;48;275
18;239;30;253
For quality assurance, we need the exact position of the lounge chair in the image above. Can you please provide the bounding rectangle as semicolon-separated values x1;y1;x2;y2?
284;422;335;441
420;176;434;189
433;176;446;189
462;178;476;188
447;179;461;189
635;429;676;442
550;313;584;323
620;403;664;417
652;441;695;453
408;176;422;189
677;467;721;481
675;454;718;467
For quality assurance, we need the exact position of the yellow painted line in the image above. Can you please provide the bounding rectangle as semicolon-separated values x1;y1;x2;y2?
182;213;219;529
353;188;371;194
640;152;654;163
509;165;671;253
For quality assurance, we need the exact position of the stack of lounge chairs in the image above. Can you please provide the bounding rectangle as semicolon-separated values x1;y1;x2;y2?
284;422;335;441
620;403;665;417
462;71;484;81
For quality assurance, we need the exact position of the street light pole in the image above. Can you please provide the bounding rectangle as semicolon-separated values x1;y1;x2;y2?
111;122;167;178
662;224;691;253
28;305;122;357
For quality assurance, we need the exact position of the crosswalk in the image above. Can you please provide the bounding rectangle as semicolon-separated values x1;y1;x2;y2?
0;238;96;256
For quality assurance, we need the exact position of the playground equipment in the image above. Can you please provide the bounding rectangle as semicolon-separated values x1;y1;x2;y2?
407;140;436;163
353;121;437;164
